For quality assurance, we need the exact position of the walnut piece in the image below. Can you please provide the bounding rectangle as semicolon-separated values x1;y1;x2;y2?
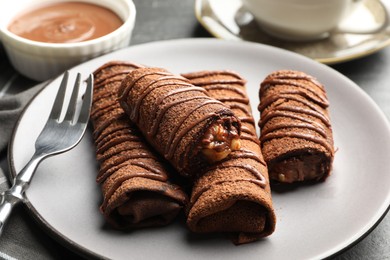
201;120;241;162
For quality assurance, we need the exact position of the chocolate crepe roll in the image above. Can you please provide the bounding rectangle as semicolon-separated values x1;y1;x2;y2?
91;61;188;229
258;70;335;183
118;67;242;177
182;70;276;245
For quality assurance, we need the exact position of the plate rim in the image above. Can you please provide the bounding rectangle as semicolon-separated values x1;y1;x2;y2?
7;38;390;259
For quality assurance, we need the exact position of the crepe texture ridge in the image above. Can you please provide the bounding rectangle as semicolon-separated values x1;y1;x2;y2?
258;70;335;184
182;70;276;245
118;67;242;178
90;61;188;229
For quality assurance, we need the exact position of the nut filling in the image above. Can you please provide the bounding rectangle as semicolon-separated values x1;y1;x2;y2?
201;117;241;162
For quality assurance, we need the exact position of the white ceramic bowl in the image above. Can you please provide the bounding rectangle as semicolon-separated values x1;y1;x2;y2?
0;0;136;81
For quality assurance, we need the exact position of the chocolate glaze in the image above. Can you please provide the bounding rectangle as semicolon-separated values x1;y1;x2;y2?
132;77;193;122
118;71;173;121
260;71;327;96
261;121;327;139
91;64;171;182
118;68;241;176
183;70;276;244
258;70;335;183
189;176;266;207
166;101;223;160
258;93;329;115
96;153;166;184
120;71;224;153
94;61;142;84
100;169;169;209
259;104;331;128
95;130;138;151
261;79;329;107
148;86;209;136
98;150;156;180
97;141;145;162
90;61;188;229
261;131;333;154
183;71;267;189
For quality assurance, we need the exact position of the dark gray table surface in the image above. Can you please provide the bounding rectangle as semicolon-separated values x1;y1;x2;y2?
0;0;389;259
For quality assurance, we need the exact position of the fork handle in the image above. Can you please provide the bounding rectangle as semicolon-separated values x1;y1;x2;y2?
0;182;24;236
0;154;44;236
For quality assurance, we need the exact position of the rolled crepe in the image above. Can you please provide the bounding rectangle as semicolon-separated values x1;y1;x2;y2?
91;61;188;229
183;70;276;245
118;67;242;178
258;70;335;183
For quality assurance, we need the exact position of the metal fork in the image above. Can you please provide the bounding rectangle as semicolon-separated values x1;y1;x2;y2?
0;71;93;236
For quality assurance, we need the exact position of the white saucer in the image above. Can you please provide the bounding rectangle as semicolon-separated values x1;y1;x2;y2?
195;0;390;64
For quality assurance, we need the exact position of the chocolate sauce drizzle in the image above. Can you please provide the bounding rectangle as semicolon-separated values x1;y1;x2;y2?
148;86;209;136
131;76;194;122
100;169;169;209
258;70;334;155
118;68;240;173
261;79;328;107
183;70;268;196
166;101;223;160
91;63;171;185
94;123;132;146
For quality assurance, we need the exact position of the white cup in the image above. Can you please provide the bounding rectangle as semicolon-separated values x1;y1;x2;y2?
241;0;385;41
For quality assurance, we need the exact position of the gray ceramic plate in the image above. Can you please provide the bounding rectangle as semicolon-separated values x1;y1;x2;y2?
195;0;390;64
9;39;390;259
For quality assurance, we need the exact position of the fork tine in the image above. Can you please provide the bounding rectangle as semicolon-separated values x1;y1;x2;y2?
77;74;93;124
64;73;81;122
49;71;69;120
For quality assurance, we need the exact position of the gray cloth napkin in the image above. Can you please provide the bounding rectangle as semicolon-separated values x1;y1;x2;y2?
0;84;83;260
